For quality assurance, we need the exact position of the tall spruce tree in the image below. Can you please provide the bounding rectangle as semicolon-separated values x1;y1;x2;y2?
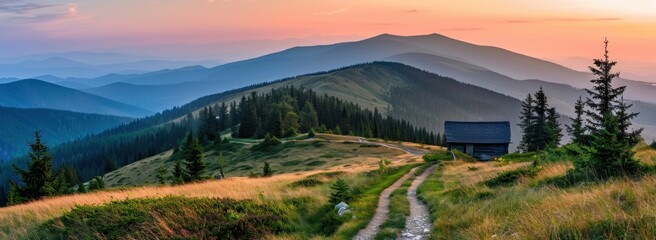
532;87;549;151
185;138;206;181
566;96;587;144
172;161;185;184
518;94;535;152
217;102;228;132
518;88;561;152
583;39;641;178
546;107;563;148
300;101;319;132
11;131;56;202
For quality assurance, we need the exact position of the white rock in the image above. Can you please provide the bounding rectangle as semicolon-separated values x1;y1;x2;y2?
402;232;415;237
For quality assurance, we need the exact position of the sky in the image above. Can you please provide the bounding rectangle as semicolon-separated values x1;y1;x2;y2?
1;0;655;78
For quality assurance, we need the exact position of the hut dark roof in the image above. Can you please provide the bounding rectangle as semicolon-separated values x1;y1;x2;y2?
444;121;511;144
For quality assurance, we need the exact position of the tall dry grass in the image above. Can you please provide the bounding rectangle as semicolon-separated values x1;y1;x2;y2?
421;148;656;240
0;172;318;239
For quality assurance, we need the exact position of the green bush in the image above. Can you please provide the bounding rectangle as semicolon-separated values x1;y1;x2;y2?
251;134;282;151
423;151;452;162
484;166;542;187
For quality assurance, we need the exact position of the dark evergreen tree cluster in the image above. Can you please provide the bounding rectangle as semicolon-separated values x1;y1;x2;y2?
518;87;562;152
225;87;441;145
7;132;89;205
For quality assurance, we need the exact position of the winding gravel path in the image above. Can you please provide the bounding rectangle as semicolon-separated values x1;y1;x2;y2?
353;167;419;240
400;165;437;240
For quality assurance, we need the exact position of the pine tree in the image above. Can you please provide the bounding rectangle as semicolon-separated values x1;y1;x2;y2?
217;152;226;179
546;107;563;148
589;115;639;178
585;39;625;133
172;161;185;184
88;176;105;191
157;165;167;184
217;102;228;132
185;138;206;181
7;184;24;206
265;109;283;138
329;179;352;205
262;162;272;177
582;39;641;178
11;131;56;202
566;96;587;144
282;111;300;137
76;182;87;193
300;101;319;132
518;94;535;152
532;87;549;151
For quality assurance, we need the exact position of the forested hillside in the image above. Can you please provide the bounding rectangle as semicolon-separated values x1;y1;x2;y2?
214;62;524;144
0;62;521;206
0;106;132;160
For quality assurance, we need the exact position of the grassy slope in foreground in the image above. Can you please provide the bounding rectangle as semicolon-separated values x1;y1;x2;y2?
19;165;420;239
418;142;656;239
0;136;433;239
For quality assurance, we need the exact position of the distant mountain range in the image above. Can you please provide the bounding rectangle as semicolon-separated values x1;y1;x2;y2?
28;33;647;113
0;106;132;160
6;33;655;139
0;80;152;118
0;53;222;79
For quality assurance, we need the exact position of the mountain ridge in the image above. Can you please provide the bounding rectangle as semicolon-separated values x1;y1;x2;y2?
0;79;153;117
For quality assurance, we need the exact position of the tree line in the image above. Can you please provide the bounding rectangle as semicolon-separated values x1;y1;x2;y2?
200;86;443;145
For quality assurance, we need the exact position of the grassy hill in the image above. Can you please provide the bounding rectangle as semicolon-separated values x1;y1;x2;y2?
0;106;132;160
103;134;426;187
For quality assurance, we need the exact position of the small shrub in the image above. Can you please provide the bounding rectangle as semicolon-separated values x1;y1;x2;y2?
308;129;316;138
329;179;352;205
251;134;282;151
484;166;542;187
423;151;452;162
262;162;273;177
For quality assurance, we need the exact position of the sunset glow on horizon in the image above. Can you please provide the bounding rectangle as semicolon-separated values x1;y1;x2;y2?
1;0;655;76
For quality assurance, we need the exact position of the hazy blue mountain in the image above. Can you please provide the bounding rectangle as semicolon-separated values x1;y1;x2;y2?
0;106;132;161
0;56;221;79
0;79;152;117
84;81;213;111
80;33;656;104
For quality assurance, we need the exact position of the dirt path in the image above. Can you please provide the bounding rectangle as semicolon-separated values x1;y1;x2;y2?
400;164;437;240
353;167;419;240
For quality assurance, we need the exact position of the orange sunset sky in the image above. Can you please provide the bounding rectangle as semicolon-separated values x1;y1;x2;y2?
1;0;655;78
